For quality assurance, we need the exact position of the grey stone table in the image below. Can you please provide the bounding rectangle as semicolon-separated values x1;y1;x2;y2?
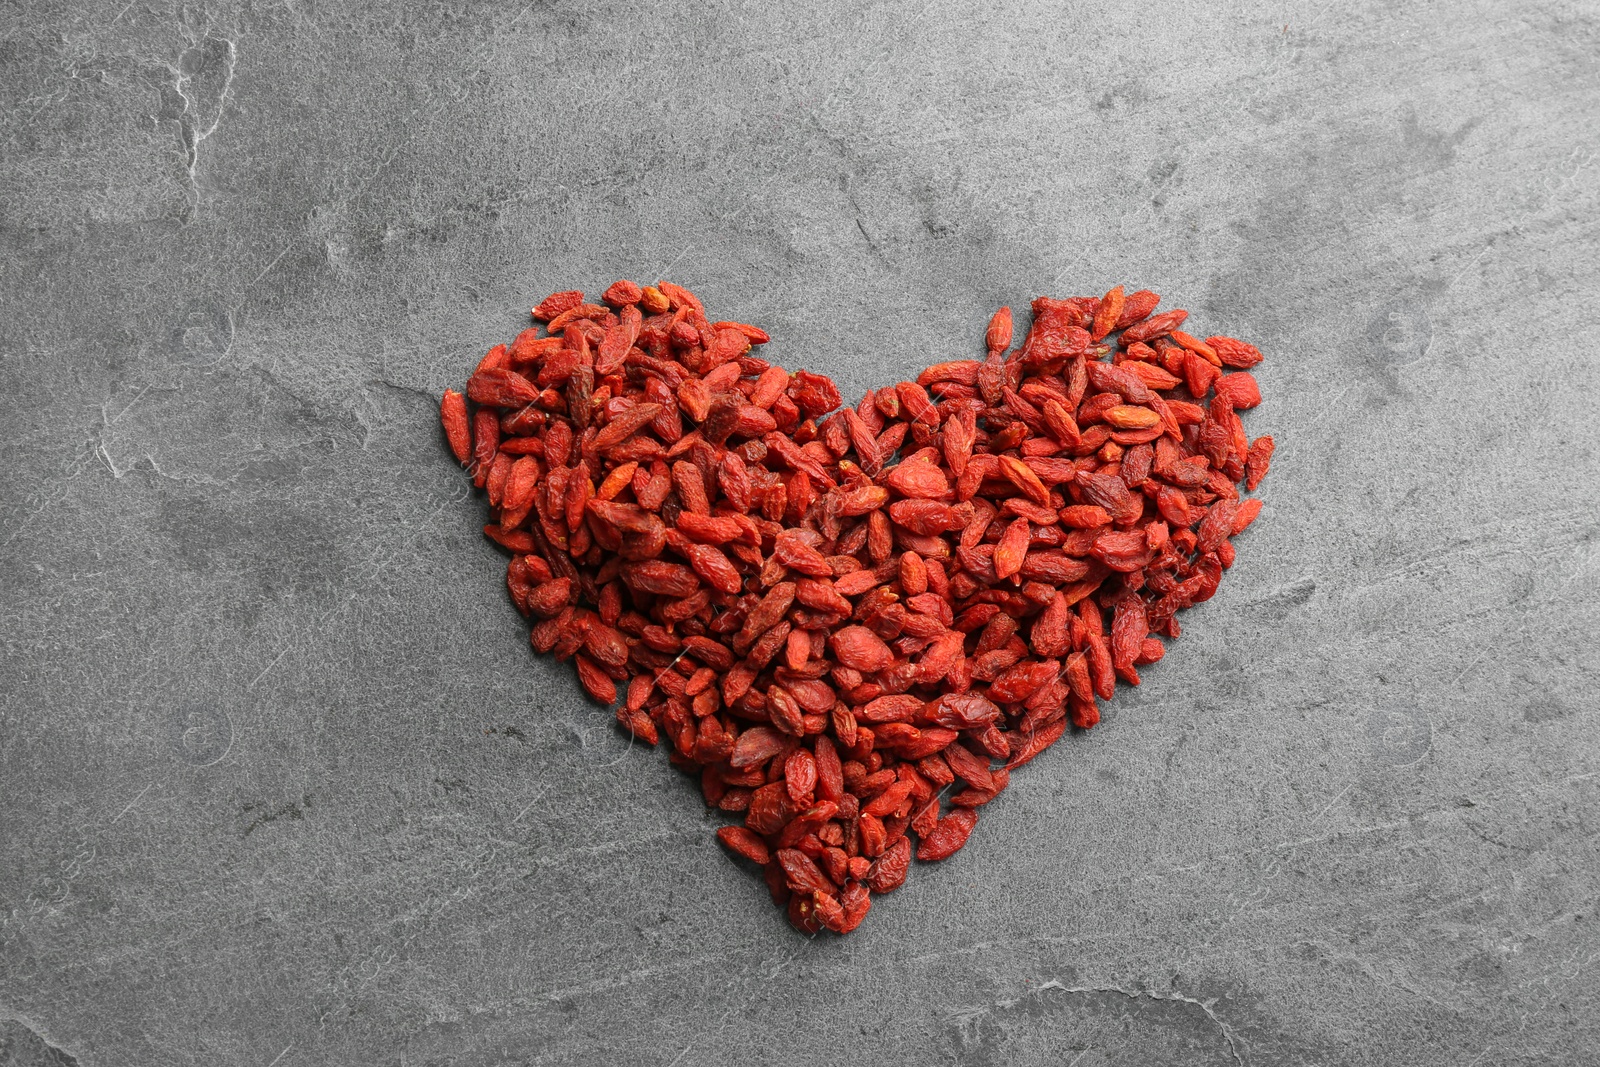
3;1;1597;1064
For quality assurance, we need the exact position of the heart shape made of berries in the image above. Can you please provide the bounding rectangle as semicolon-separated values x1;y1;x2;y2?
439;279;1273;935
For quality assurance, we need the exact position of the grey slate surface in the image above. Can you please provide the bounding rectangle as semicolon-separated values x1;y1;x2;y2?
3;1;1599;1064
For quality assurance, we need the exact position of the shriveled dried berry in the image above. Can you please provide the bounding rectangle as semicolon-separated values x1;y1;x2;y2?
440;389;471;464
916;808;978;861
1246;435;1275;491
717;825;772;865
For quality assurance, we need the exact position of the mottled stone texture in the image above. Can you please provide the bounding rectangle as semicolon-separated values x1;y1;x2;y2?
2;1;1597;1064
